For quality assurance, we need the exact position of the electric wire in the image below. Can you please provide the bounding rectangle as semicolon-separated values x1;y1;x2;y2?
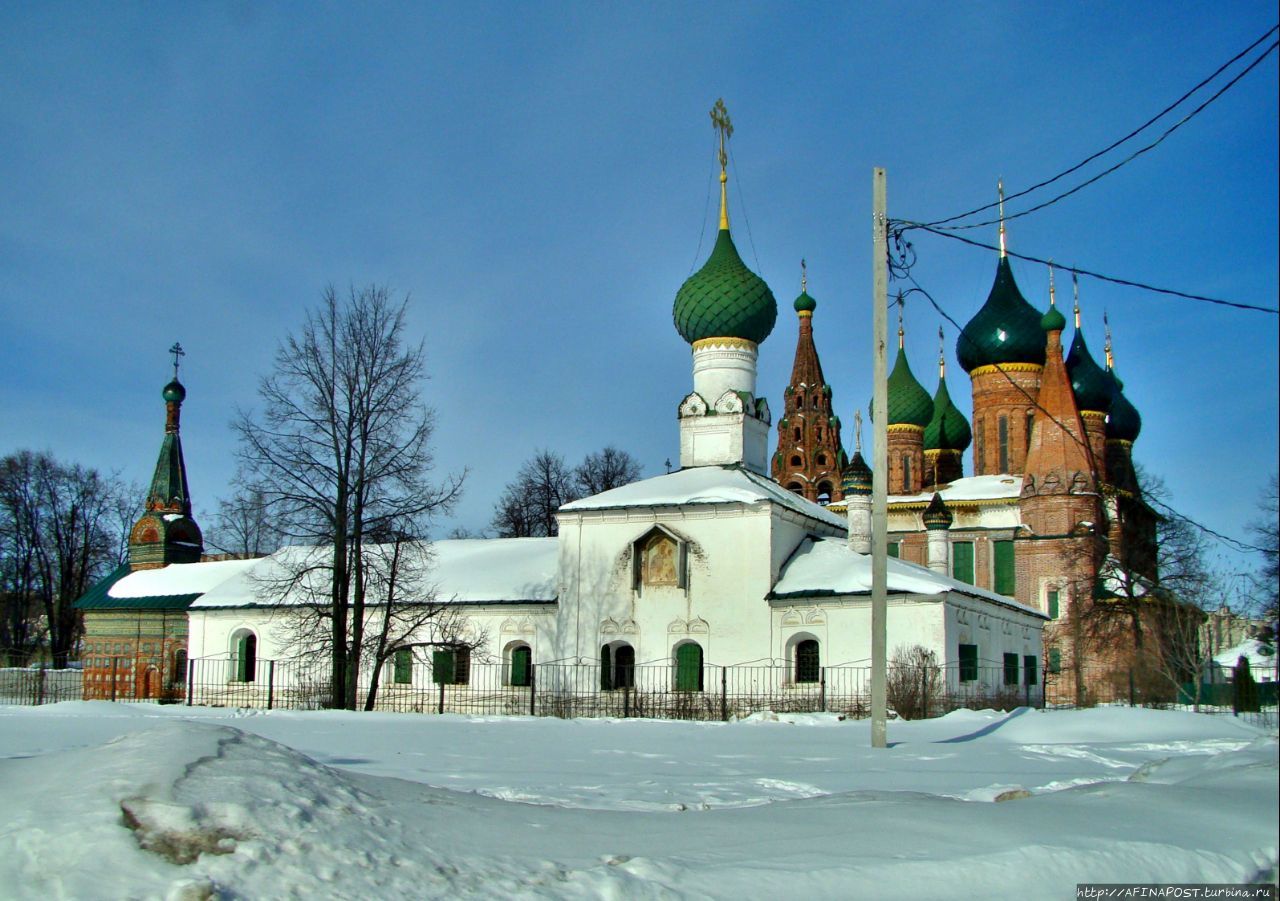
911;38;1279;232
728;143;765;275
889;224;1279;315
686;131;718;278
917;24;1279;229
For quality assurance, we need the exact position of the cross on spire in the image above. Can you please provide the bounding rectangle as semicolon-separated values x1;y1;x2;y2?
1104;312;1114;369
997;179;1007;257
896;292;905;349
1048;260;1057;306
710;98;733;230
169;342;185;380
938;325;946;378
853;409;863;452
800;258;807;293
1072;271;1081;328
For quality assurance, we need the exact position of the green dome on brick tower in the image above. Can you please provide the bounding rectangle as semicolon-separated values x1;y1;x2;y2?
885;346;933;427
957;257;1047;372
793;291;816;314
1105;369;1142;441
674;229;777;344
1066;327;1112;414
1041;305;1066;333
924;375;972;452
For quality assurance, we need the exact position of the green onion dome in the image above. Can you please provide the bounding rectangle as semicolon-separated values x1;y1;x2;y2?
793;291;816;314
923;377;972;452
1104;369;1142;442
1065;328;1112;414
1041;305;1067;333
162;379;186;403
885;347;934;427
674;229;777;344
842;450;873;496
957;258;1047;372
922;492;954;530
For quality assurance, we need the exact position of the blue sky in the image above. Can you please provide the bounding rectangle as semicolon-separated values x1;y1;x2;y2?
2;3;1276;582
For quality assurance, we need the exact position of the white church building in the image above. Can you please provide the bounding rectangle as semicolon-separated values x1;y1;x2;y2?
85;127;1046;714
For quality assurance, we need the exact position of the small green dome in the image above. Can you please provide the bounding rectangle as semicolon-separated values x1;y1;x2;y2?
957;257;1047;372
886;348;933;427
793;291;816;314
923;377;972;452
1066;328;1112;414
162;379;186;403
1105;369;1142;441
842;450;873;495
1041;305;1067;333
922;492;953;530
674;229;777;344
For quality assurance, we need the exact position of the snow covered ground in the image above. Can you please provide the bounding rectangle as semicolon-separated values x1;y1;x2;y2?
1;703;1275;900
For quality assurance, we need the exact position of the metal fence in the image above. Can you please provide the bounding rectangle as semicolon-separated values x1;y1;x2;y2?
180;655;1046;721
0;666;84;705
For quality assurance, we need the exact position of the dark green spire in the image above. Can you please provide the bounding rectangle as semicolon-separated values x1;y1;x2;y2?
885;347;933;427
923;376;972;452
957;257;1047;372
1066;328;1112;414
922;492;954;530
674;229;777;344
129;368;202;569
1105;369;1142;442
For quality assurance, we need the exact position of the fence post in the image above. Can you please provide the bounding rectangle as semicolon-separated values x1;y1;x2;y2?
185;656;195;706
1025;678;1030;709
720;666;728;722
437;679;445;715
35;665;46;706
528;664;537;717
623;686;631;719
110;657;118;702
267;660;276;711
820;667;827;713
1128;667;1136;707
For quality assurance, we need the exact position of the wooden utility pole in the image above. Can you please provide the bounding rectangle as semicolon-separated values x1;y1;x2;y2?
870;167;889;748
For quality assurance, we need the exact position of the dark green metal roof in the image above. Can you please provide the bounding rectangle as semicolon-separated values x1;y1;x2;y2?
1066;328;1112;414
146;431;192;515
1105;369;1142;441
842;450;873;495
923;376;972;452
922;492;954;530
74;563;200;611
885;347;933;427
957;257;1046;372
674;229;777;344
1041;305;1067;333
793;291;816;313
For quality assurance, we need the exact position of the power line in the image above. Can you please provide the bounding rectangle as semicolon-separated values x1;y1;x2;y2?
918;38;1279;231
918;24;1279;229
893;263;1271;557
890;224;1280;315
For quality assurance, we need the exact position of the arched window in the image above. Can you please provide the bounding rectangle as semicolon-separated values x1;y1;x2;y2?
507;642;532;687
1025;409;1035;450
902;455;912;492
998;415;1009;473
816;453;827;466
790;454;802;467
601;642;635;690
794;426;802;441
674;641;703;692
232;630;257;683
795;639;820;684
816;482;832;506
786;482;804;496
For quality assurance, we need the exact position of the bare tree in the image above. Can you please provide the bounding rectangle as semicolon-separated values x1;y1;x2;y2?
235;285;463;709
207;487;281;558
0;451;129;666
574;446;643;496
490;450;578;538
886;645;942;720
491;446;642;538
1247;474;1278;641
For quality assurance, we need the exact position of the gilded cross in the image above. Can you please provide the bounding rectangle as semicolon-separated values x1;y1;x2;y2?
169;342;185;379
854;410;863;452
710;98;733;171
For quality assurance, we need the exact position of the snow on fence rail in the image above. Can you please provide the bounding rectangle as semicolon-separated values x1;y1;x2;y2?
0;666;84;705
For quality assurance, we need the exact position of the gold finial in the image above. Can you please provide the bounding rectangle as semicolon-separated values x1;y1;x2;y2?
710;98;733;231
1104;311;1114;370
800;258;807;293
169;341;185;380
853;409;863;452
938;325;946;378
1072;271;1081;328
1048;260;1057;307
896;292;905;350
997;179;1007;258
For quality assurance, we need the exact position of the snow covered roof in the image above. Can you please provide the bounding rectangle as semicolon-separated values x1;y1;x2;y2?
561;465;847;530
889;475;1024;506
191;538;559;609
1212;638;1277;673
109;558;259;599
771;536;1047;618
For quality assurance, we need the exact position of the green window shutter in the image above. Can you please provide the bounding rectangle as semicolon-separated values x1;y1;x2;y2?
887;542;900;559
959;643;978;682
1047;589;1060;619
510;646;531;687
1023;655;1038;686
675;643;703;691
432;649;454;685
952;541;975;584
393;648;412;684
236;636;248;683
1003;653;1019;685
1048;648;1062;674
993;540;1016;596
